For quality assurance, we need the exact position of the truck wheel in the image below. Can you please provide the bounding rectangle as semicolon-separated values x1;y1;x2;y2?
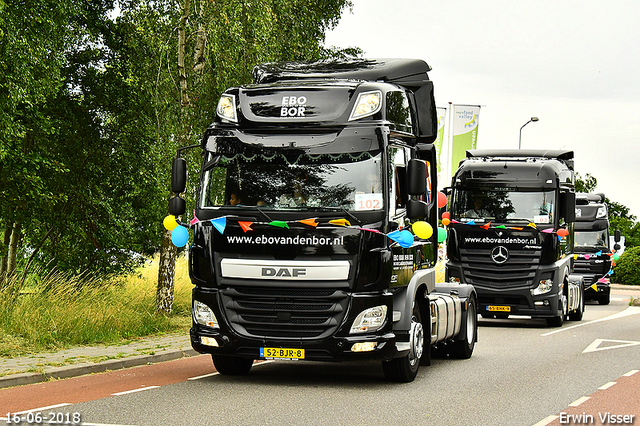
569;287;584;321
598;294;610;305
449;297;477;359
212;355;253;375
382;303;423;382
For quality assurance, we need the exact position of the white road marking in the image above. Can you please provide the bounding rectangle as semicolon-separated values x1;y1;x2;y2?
111;386;159;396
531;415;559;426
11;403;71;414
623;369;639;376
582;338;640;353
542;306;640;336
598;381;617;390
568;396;590;407
188;372;219;380
187;359;273;380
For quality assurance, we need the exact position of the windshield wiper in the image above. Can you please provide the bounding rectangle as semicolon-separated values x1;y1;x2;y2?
313;207;362;225
503;218;532;223
252;207;273;223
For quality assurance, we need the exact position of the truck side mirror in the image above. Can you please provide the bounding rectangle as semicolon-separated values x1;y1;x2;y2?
407;159;427;195
614;229;621;242
559;191;576;222
168;196;186;216
172;157;187;194
407;199;430;220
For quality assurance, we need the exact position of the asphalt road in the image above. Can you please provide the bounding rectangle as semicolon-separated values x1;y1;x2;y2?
2;289;639;426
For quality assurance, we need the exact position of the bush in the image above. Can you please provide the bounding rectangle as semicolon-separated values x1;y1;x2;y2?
612;246;640;286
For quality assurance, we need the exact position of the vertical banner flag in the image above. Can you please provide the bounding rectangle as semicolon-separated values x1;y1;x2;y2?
450;105;481;178
434;107;447;174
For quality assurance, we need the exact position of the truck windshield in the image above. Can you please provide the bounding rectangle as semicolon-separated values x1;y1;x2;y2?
575;230;608;248
452;188;556;224
200;148;384;211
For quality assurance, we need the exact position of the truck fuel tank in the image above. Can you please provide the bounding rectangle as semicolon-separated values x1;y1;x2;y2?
429;293;462;344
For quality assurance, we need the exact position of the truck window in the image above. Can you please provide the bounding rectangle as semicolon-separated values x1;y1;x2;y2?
386;91;413;134
452;188;555;224
199;146;384;211
575;230;608;248
389;146;409;219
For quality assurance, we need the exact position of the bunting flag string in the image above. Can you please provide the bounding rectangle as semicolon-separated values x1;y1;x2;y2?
163;214;443;248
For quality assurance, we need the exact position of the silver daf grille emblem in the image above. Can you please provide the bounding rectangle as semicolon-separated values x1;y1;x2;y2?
491;246;509;264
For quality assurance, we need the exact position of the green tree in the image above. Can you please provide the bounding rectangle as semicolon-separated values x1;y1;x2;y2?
612;246;640;286
606;199;639;248
575;172;598;193
1;0;86;282
116;0;358;313
573;172;638;249
1;0;170;283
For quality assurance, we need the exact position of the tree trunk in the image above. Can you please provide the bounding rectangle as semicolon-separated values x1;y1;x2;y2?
156;229;177;314
7;222;22;277
156;0;194;314
0;226;11;286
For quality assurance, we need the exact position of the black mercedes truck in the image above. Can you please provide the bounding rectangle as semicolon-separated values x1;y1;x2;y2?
574;193;620;305
445;149;584;327
168;59;477;382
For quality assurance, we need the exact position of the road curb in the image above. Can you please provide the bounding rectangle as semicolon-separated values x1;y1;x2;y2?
0;348;199;389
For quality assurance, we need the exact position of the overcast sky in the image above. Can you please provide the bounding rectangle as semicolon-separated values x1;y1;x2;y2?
324;0;640;218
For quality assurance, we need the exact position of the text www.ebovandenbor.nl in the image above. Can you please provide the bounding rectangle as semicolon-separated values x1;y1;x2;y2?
463;237;537;244
226;235;344;246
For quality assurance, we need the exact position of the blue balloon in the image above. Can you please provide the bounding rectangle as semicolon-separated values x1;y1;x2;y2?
388;230;414;248
171;225;190;247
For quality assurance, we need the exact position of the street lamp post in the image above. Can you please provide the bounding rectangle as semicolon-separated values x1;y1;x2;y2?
519;117;539;149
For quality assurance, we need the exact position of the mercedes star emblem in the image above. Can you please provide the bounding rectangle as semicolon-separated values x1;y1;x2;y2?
491;246;509;264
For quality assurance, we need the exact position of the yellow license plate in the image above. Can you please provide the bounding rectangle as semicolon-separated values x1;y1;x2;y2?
260;347;305;360
487;305;511;312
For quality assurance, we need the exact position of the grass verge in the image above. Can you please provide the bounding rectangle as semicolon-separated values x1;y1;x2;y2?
0;255;192;358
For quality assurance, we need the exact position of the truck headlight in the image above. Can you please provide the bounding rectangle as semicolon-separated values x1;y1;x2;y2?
349;305;387;334
216;94;237;122
193;300;219;328
348;90;382;121
531;279;553;296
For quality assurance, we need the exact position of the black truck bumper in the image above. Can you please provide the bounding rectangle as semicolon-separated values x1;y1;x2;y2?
190;286;401;362
447;262;562;319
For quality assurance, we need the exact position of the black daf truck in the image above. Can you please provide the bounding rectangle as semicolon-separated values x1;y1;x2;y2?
445;150;584;327
574;193;619;305
168;59;477;382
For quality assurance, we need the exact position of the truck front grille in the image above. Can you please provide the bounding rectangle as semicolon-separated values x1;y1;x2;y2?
460;247;540;288
219;287;349;340
573;258;607;286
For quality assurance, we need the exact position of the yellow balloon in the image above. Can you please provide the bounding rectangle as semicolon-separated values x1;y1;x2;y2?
163;215;179;231
412;221;433;239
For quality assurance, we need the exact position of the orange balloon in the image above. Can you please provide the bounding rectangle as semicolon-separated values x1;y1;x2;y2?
442;218;451;226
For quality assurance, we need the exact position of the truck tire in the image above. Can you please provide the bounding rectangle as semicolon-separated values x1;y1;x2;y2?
382;303;423;382
212;355;253;375
598;294;610;305
449;297;477;359
569;287;584;321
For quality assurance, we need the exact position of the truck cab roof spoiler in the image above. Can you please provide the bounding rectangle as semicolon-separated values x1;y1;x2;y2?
253;58;432;87
466;149;574;161
466;149;574;171
576;193;606;204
